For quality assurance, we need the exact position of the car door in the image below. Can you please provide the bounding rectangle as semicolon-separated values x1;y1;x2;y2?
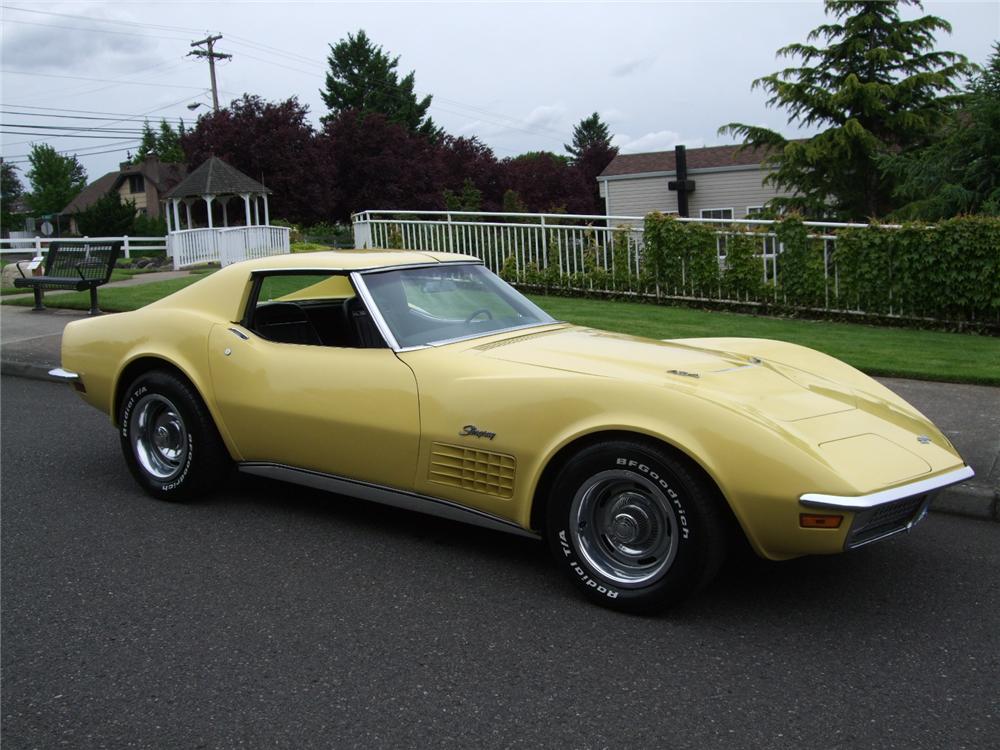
206;319;420;492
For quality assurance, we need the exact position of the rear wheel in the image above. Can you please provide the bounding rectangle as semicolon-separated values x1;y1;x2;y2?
546;440;728;613
119;371;230;501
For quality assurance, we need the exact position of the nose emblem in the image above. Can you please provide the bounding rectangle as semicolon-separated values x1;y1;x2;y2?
917;435;932;445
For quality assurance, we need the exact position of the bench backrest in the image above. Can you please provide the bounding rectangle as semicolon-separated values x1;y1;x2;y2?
44;242;123;283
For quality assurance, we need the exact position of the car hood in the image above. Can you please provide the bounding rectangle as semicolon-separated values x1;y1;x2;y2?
476;326;857;422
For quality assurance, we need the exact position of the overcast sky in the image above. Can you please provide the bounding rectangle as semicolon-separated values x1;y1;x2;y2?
2;0;998;184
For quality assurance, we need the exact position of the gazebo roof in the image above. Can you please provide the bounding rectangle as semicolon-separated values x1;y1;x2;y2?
166;156;271;199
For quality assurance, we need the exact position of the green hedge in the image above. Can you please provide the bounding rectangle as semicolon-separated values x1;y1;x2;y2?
497;213;999;325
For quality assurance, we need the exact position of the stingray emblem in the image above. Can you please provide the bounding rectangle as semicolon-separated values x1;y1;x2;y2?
917;435;932;445
460;425;496;440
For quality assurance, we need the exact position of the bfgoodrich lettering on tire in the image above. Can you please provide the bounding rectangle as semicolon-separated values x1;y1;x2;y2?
119;370;230;501
546;440;728;613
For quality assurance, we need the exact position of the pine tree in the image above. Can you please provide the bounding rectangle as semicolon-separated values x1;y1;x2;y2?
320;29;439;137
565;113;618;213
719;0;971;219
882;42;1000;218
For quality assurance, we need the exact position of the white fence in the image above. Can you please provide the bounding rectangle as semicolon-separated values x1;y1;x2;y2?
0;235;166;259
167;225;290;269
351;209;866;299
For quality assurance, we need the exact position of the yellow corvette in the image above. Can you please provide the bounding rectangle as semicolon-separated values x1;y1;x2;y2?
53;250;973;612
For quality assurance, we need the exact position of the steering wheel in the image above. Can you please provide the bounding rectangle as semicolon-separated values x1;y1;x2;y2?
465;308;494;324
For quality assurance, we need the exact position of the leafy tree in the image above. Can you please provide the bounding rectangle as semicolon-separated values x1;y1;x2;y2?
443;178;482;212
565;112;618;214
25;144;87;215
321;29;439;137
181;95;329;225
1;161;25;233
75;191;136;236
437;135;503;210
319;109;443;221
882;43;1000;219
719;0;971;219
500;152;593;215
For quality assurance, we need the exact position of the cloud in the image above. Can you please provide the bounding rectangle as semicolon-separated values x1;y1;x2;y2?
2;10;164;71
523;104;566;132
613;130;705;154
610;56;656;77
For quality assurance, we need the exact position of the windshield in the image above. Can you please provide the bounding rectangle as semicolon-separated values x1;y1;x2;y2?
361;264;556;348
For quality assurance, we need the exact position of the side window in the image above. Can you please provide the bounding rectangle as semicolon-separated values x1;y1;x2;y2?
246;273;385;349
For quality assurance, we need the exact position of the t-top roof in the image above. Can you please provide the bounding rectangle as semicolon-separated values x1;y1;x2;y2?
165;156;271;199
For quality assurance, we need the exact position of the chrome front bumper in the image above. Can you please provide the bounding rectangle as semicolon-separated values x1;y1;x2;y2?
800;465;975;549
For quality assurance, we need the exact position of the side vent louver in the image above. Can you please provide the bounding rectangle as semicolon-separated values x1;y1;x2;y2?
429;443;516;499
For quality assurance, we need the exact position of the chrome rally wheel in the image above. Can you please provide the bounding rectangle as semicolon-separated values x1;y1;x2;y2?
570;470;679;588
119;370;230;501
547;440;729;613
129;393;189;482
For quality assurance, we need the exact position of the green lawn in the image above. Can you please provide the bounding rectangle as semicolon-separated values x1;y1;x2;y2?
2;276;996;384
1;274;212;313
527;295;1000;385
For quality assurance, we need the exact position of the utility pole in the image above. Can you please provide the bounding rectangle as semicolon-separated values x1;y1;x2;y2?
188;35;232;112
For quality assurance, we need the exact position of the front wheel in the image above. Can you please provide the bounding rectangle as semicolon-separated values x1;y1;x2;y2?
546;440;728;613
119;370;230;501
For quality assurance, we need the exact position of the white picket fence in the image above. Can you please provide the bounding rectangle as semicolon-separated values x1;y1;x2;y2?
0;235;166;259
166;225;290;269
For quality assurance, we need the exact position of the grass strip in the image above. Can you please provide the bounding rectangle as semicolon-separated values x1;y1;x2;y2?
527;295;1000;386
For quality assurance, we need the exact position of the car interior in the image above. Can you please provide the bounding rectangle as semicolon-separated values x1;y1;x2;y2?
247;273;385;349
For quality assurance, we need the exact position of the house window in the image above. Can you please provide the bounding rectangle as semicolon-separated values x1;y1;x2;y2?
700;208;734;220
128;174;145;194
747;206;764;216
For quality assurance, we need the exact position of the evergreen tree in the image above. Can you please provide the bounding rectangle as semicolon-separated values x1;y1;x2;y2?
75;191;136;237
133;119;185;163
566;112;619;213
320;30;439;137
882;42;1000;218
719;0;971;219
25;144;87;215
1;161;25;233
565;112;614;159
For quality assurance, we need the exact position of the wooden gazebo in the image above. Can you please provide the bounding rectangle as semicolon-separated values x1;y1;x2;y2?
164;156;272;231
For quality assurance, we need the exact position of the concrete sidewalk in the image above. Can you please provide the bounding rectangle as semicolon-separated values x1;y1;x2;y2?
1;304;997;521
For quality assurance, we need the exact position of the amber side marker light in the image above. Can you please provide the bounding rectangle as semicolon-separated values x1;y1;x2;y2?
800;513;843;529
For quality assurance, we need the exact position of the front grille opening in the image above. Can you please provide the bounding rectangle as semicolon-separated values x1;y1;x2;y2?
847;495;928;548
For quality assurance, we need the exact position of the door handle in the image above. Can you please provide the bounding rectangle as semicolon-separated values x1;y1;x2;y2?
228;327;249;340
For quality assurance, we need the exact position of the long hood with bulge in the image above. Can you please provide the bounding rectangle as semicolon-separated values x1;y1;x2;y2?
472;326;960;490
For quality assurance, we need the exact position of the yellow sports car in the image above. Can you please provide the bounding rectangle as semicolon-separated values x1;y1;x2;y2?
53;250;973;612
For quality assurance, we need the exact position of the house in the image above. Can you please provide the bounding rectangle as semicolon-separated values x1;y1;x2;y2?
597;144;793;222
62;156;187;233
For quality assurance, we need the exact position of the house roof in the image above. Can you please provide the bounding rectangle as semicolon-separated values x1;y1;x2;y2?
60;156;189;214
599;144;778;178
166;156;271;199
61;171;119;214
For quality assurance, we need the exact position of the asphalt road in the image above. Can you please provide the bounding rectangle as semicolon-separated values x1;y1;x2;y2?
2;376;998;750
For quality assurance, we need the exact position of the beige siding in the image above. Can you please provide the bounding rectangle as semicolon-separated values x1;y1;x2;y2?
688;168;792;219
606;176;677;221
118;183;148;211
603;166;793;221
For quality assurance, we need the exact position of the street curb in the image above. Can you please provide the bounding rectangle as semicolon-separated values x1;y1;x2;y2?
4;354;997;524
1;359;62;383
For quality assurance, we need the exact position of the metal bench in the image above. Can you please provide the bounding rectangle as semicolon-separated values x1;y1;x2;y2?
14;242;122;315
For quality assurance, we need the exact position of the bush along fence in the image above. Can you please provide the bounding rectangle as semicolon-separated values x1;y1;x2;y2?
350;210;1000;329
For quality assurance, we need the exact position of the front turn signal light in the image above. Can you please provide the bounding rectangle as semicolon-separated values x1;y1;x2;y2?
800;513;843;529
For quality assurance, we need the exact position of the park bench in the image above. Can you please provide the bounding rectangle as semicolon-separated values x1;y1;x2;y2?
14;241;122;315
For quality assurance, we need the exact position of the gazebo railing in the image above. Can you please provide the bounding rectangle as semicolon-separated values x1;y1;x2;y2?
168;225;290;269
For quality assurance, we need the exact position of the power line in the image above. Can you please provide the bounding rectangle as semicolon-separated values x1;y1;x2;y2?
0;123;149;134
1;17;191;43
3;5;207;34
0;110;187;125
1;69;211;91
0;131;145;140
